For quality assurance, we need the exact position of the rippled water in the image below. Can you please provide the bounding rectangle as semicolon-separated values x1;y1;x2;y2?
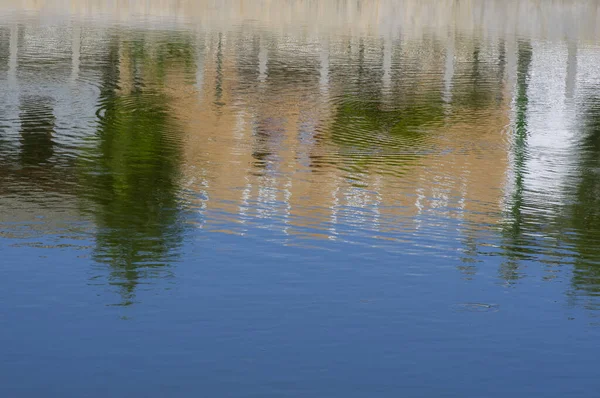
2;1;600;396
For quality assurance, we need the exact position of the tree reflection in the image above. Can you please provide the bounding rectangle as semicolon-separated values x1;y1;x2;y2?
499;40;532;283
81;39;184;305
568;97;600;298
329;41;445;174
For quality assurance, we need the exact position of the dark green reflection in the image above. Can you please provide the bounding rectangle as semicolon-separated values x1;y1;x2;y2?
569;97;600;296
329;60;444;173
329;92;444;177
499;40;532;283
19;96;55;166
80;40;184;305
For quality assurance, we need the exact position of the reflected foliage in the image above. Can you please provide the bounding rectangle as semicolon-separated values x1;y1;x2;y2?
5;21;600;309
499;40;533;282
569;97;600;295
331;93;444;146
80;40;184;305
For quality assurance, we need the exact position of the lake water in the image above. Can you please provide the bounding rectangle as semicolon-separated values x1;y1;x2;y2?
2;1;600;396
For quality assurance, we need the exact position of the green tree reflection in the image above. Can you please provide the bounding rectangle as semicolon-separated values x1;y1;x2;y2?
328;41;445;175
569;97;600;298
81;39;184;306
499;40;532;283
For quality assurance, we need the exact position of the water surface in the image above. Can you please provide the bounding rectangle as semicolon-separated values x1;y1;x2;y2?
2;1;600;396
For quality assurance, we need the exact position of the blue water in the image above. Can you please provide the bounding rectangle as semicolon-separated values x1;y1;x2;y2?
2;0;600;396
2;232;595;397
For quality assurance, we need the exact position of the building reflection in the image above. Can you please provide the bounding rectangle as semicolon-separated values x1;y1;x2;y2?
3;0;600;305
0;23;84;210
135;27;515;283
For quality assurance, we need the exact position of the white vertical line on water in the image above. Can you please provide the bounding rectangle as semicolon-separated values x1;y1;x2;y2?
8;24;18;88
565;40;577;101
258;35;268;83
329;185;340;240
372;175;383;235
282;179;292;237
240;173;252;230
501;34;518;212
442;28;455;111
505;35;518;95
382;34;392;96
6;23;20;146
70;23;81;84
195;32;205;102
564;1;579;103
414;186;425;232
233;110;249;232
319;37;330;95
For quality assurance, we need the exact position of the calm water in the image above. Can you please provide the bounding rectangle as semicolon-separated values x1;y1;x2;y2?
2;1;600;396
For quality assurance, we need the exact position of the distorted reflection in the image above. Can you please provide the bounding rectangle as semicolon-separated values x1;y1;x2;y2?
0;0;600;310
568;97;600;303
19;96;55;166
500;40;533;283
78;38;185;305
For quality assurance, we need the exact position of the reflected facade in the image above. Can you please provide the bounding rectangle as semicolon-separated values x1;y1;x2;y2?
1;0;600;305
